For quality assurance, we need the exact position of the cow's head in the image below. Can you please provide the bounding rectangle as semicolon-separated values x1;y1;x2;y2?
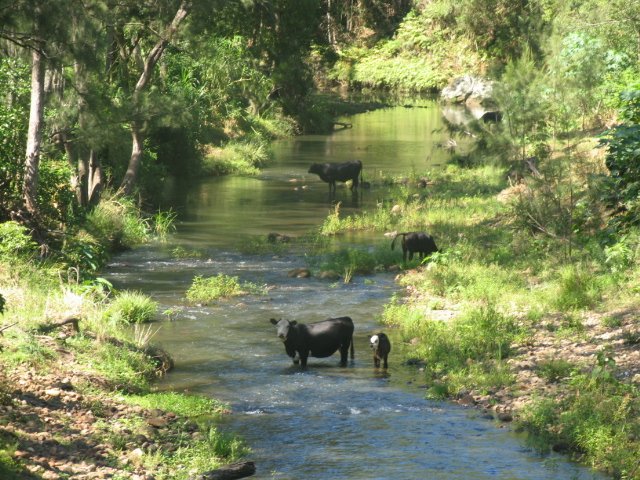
270;318;297;342
308;163;321;175
370;334;379;350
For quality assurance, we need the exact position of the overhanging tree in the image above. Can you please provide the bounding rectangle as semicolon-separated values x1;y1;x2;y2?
117;0;191;196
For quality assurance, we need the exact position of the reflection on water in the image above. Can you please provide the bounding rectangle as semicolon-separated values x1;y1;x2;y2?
107;104;605;479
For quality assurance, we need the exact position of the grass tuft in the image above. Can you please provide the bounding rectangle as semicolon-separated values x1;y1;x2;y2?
186;274;267;304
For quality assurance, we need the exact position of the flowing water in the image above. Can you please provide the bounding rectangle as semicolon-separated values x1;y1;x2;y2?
106;103;605;479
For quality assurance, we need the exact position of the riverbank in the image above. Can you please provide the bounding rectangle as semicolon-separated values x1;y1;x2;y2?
0;301;248;480
0;204;247;479
320;159;640;478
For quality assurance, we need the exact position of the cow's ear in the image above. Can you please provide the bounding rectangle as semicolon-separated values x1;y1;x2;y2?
290;320;297;326
270;318;278;325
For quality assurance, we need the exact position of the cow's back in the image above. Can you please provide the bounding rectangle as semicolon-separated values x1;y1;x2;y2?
302;317;353;357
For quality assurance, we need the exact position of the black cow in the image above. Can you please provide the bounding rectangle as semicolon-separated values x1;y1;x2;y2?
391;231;439;262
270;317;354;368
370;332;391;369
308;160;362;193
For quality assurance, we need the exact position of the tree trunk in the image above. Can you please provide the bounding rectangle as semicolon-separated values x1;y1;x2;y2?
23;47;45;217
121;121;144;196
88;149;103;206
119;1;190;196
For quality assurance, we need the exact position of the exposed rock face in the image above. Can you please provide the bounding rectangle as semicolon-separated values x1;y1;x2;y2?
441;75;494;105
440;75;500;122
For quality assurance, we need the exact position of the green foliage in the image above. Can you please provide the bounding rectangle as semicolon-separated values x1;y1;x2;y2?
603;230;640;274
69;336;158;393
122;392;228;418
521;355;640;478
104;291;158;325
311;246;395;277
536;358;576;383
555;32;611;126
600;89;640;228
170;246;205;259
457;0;547;64
0;429;22;480
202;138;272;176
61;230;109;276
152;209;177;241
1;335;56;367
186;274;267;304
389;302;521;375
0;57;29;218
552;265;603;311
0;222;38;261
329;6;483;92
493;50;549;163
84;196;151;251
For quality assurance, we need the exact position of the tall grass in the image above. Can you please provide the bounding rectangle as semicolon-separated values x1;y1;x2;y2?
384;300;522;395
520;367;640;478
202;138;272;176
85;195;151;251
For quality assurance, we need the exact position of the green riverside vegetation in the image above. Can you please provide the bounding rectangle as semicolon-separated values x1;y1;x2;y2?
0;203;245;479
316;160;640;477
2;0;640;478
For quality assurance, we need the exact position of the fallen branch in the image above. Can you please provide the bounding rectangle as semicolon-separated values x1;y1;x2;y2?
0;322;18;335
37;317;80;334
193;461;256;480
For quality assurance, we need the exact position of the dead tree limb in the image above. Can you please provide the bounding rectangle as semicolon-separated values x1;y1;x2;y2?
37;317;80;334
0;322;18;335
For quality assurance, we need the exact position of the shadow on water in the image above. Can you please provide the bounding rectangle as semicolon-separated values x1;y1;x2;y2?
108;104;607;480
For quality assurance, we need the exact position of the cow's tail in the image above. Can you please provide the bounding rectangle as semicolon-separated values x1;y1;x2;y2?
391;232;406;251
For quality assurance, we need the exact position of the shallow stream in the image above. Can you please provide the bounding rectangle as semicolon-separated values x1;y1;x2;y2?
106;103;604;479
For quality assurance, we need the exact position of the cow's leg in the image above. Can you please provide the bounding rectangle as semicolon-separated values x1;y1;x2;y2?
339;343;349;366
383;354;388;369
292;352;300;365
408;250;414;261
299;352;309;368
373;355;380;368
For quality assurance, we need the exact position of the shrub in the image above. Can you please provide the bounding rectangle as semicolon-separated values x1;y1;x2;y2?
0;221;37;261
104;291;158;325
62;230;108;275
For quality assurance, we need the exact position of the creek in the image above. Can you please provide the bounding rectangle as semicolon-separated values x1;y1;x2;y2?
106;102;604;479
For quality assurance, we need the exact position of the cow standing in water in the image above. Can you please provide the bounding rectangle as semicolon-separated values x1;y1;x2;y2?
270;317;354;368
391;231;439;262
308;160;363;193
370;332;391;369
